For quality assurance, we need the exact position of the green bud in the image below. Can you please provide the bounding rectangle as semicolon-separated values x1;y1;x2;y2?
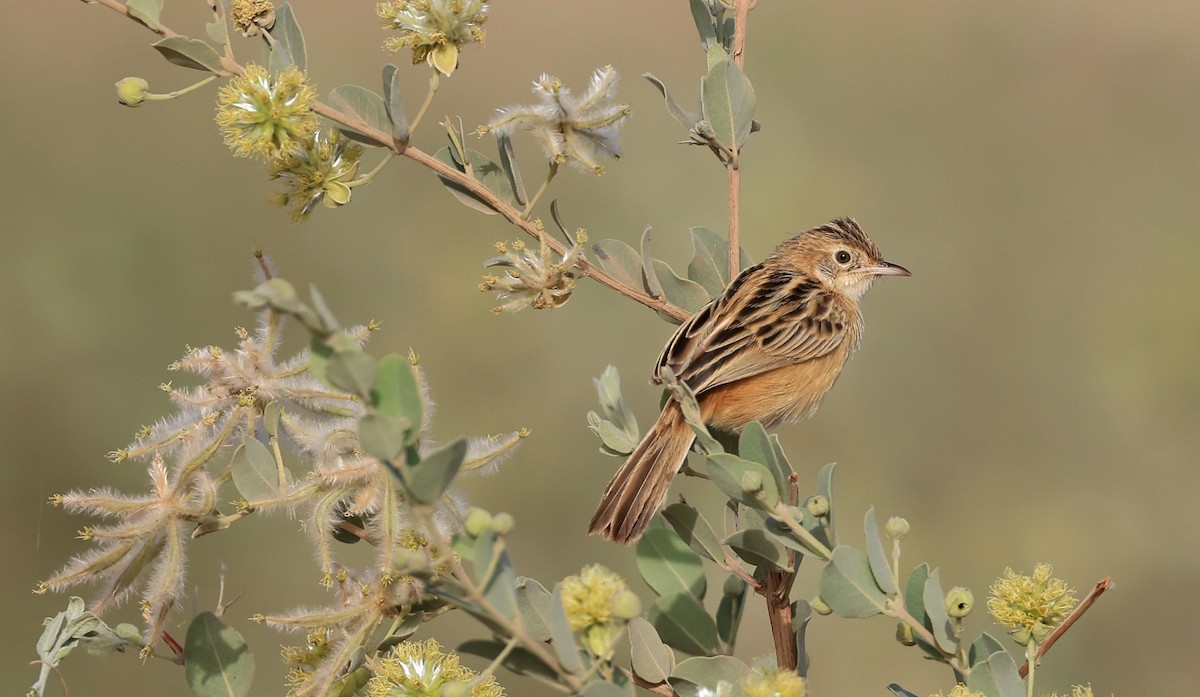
463;507;491;537
895;622;916;646
490;512;514;535
805;494;830;518
723;574;746;597
581;623;614;657
945;586;974;619
810;596;833;616
740;470;763;493
441;681;471;697
116;77;150;107
611;590;642;619
885;516;910;541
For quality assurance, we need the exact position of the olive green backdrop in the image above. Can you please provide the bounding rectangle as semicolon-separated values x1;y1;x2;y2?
3;2;1197;695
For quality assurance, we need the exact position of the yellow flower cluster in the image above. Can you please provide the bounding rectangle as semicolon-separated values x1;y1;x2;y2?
987;563;1077;645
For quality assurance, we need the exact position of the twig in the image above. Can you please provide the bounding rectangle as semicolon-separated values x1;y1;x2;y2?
1018;576;1112;678
89;0;690;323
725;0;753;282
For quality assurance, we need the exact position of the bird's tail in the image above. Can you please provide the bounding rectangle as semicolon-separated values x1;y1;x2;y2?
588;403;695;544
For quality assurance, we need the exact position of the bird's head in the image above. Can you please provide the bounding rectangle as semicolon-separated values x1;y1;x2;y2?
773;218;910;301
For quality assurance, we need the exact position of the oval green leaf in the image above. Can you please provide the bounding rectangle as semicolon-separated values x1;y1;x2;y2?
628;616;674;684
184;612;254;697
406;438;467;504
152;37;224;73
818;545;887;618
636;528;706;599
649;593;718;656
230;436;282;503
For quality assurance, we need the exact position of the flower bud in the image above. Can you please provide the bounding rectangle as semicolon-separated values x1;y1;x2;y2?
116;77;150;107
885;516;910;541
945;586;974;619
895;622;916;646
805;494;830;518
810;596;833;616
490;512;514;535
740;469;764;494
463;507;491;537
611;590;642;619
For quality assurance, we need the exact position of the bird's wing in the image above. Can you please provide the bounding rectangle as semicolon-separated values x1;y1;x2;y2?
654;264;852;393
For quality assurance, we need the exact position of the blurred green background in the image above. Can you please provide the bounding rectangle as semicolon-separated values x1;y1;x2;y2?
4;1;1198;695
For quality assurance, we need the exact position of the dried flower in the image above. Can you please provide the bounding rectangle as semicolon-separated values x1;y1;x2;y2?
367;638;504;697
481;66;630;174
929;685;986;697
479;233;586;313
741;666;807;697
376;0;489;76
268;127;364;223
987;563;1077;645
232;0;275;36
216;64;318;158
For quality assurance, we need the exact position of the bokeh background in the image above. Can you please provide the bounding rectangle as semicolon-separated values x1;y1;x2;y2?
3;1;1198;695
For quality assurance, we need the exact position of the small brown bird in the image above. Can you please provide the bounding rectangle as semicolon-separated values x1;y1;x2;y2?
589;218;909;544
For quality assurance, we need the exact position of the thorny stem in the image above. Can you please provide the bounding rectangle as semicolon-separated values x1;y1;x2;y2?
90;0;688;322
725;0;753;282
1018;576;1112;678
408;72;440;134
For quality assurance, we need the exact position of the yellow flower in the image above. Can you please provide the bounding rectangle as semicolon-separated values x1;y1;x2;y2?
929;685;986;697
987;563;1077;645
376;0;489;76
741;666;807;697
216;64;317;158
560;563;628;631
367;638;504;697
267;127;363;223
479;234;586;313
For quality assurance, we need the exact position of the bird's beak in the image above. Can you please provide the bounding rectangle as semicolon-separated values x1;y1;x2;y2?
862;260;911;277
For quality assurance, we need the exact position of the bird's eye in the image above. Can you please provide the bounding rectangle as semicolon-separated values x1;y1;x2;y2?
835;250;852;265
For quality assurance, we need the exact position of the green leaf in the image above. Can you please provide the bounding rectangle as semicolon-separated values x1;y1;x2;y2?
818;545;887;618
864;507;898;594
816;462;837;544
669;656;750;697
648;593;718;656
548;583;585;674
636;528;707;599
307;285;340;335
514;577;554;642
588;413;635;455
271;3;306;71
152;37;224;73
496;133;527;205
230;436;282;503
370;354;424;441
967;650;1025;697
903;563;943;659
661;503;725;564
724;529;789;572
716;576;746;648
687;0;719;50
325;348;378;398
628;617;675;684
381;64;410;143
701;53;757;153
458;640;558;681
206;16;228;47
643;73;700;128
923;568;957;653
589;238;643;289
357;413;410;462
686;226;755;295
472;528;517;620
433;146;517;215
737;422;790;498
126;0;163;30
705;452;779;510
969;632;1008;667
886;684;921;697
651;259;710;314
793;599;813;677
406;438;467;504
329;85;390;145
184;612;254;697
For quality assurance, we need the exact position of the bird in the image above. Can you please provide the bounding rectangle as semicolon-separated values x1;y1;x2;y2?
588;218;910;544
